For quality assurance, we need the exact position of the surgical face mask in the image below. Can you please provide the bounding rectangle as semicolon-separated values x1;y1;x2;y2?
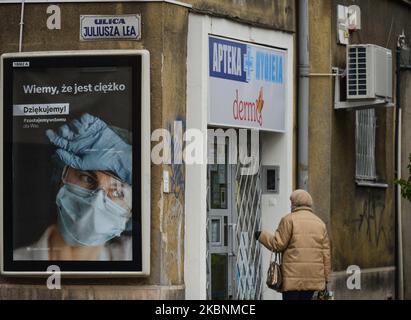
56;181;131;247
62;166;132;212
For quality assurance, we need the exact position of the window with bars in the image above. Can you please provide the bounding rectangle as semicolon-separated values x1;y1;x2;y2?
355;109;377;181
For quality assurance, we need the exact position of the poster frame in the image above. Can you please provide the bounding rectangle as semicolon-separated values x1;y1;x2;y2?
0;50;151;277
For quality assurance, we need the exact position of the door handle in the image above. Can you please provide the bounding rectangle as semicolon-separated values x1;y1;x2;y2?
228;223;237;257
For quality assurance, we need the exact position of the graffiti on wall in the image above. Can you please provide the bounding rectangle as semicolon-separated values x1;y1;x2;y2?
159;119;186;284
353;191;387;247
168;119;186;203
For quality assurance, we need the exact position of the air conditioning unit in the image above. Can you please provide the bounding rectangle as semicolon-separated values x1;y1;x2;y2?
347;44;392;101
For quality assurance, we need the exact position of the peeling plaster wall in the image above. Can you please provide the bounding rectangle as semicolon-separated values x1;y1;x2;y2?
187;0;295;32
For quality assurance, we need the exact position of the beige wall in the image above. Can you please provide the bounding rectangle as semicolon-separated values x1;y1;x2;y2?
401;70;411;299
309;0;411;299
0;1;187;299
187;0;295;32
328;0;411;271
308;0;333;228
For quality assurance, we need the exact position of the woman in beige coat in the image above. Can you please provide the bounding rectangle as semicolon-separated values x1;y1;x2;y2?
255;190;331;300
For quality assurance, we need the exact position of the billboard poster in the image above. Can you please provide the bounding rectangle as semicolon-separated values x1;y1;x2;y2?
1;51;150;275
208;35;287;132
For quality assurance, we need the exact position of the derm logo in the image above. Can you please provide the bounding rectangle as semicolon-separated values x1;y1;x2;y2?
13;61;30;68
233;87;264;126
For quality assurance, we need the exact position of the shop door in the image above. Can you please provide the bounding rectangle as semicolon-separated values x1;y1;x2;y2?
206;140;236;300
206;133;263;300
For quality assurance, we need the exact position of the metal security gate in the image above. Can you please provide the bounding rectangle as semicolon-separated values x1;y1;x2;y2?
355;109;377;181
234;161;263;300
206;132;262;300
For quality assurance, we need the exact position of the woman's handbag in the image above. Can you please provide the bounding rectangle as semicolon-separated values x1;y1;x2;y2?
316;285;334;300
266;250;282;291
